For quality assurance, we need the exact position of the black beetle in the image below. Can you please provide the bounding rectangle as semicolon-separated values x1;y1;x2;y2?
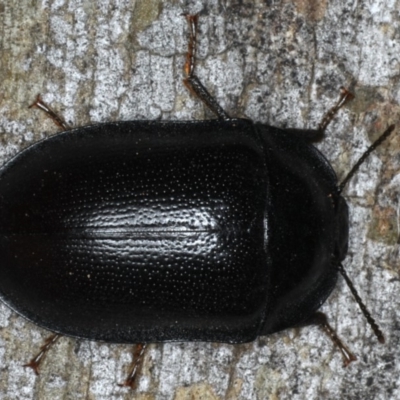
0;14;394;388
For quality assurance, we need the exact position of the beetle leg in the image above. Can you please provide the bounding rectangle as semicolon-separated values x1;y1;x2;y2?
29;94;71;131
183;14;230;120
23;333;61;375
317;87;355;133
304;312;357;367
119;343;148;390
283;87;355;142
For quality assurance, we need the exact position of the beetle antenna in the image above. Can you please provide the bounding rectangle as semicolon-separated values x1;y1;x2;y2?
338;124;395;193
338;263;385;343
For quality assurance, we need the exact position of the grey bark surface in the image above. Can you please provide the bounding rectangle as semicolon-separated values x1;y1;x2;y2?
0;0;400;399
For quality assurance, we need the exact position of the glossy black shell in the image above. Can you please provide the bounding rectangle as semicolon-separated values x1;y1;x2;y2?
0;118;348;343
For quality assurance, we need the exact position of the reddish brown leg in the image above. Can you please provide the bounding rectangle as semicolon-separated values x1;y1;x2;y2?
29;94;71;131
306;312;357;367
23;333;61;375
317;87;355;132
284;87;355;142
119;343;148;390
183;14;230;120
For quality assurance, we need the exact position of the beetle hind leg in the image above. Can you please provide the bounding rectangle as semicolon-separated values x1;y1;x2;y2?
23;333;61;375
183;14;230;120
29;94;71;131
119;343;148;390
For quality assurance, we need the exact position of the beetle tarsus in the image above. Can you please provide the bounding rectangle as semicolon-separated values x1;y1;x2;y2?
23;333;61;375
119;343;147;390
29;94;71;131
183;14;230;120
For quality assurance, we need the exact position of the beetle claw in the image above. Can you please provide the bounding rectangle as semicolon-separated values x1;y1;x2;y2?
343;353;357;368
118;376;139;390
23;360;41;375
22;334;60;376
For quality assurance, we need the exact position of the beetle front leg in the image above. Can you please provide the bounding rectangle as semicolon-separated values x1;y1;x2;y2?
304;312;357;367
119;343;148;390
183;14;230;120
284;87;355;142
317;87;355;133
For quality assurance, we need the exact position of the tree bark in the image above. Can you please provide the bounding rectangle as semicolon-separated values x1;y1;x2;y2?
0;1;399;399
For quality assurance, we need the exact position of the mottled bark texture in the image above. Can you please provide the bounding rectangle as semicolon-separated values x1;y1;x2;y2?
0;1;400;399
